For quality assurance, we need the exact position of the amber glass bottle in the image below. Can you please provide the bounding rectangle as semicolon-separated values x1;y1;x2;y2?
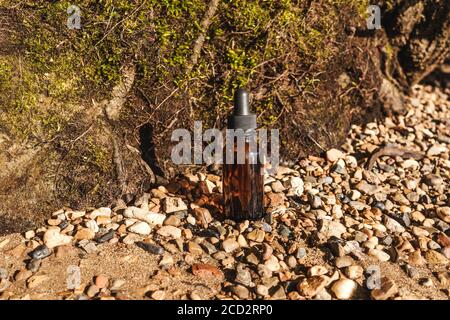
223;89;265;221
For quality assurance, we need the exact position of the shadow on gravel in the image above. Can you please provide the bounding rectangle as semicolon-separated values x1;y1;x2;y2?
0;215;35;237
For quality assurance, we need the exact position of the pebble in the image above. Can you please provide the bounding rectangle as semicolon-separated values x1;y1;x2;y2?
335;256;354;268
43;228;72;249
247;229;265;242
384;216;405;233
95;230;115;243
95;275;109;288
326;148;345;162
370;277;398;300
15;270;33;281
264;255;280;272
368;249;391;262
29;245;51;260
26;259;42;273
192;207;213;227
331;278;357;300
128;221;151;235
75;228;96;240
436;207;450;223
255;284;269;296
297;276;329;298
162;197;188;213
319;220;347;239
425;250;448;265
345;265;364;279
188;242;204;255
157;226;182;239
123;206;166;225
136;242;164;255
86;284;100;298
222;238;239;253
231;285;250;299
308;265;328;276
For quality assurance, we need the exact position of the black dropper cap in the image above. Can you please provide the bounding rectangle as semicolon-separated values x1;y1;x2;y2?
228;88;257;130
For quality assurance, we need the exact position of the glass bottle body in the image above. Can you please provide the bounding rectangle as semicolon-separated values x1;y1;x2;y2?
223;134;264;221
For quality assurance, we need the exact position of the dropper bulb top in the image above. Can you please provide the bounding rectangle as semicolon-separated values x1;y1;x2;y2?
234;88;250;115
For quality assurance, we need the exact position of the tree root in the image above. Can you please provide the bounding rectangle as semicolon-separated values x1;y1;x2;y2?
365;143;424;170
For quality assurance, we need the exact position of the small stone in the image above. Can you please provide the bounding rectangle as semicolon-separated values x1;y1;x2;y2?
123;206;166;225
231;285;250;299
384;216;405;233
29;245;51;260
287;176;304;196
95;275;109;289
24;230;35;240
201;242;217;254
263;243;273;260
235;265;252;286
264;255;280;272
427;144;447;157
309;195;322;209
419;278;433;287
319;220;347;239
349;190;361;200
271;286;286;299
404;264;418;278
157;226;182;239
247;229;265;242
89;207;111;219
159;254;174;267
192;263;224;279
256;284;269;296
335;256;354;268
193;207;213;227
95;230;115;243
355;180;380;195
27;275;48;289
345;265;364;279
26;259;42;273
15;270;33;281
412;226;429;237
162;197;188;213
75;228;96;240
326;148;345;162
86;284;100;298
128;221;151;235
188;242;204;255
436;207;450;223
368;249;390;262
110;279;126;291
81;242;98;254
371;277;398;300
314;289;332;300
331;278;357;300
0;279;11;293
136;242;164;255
271;180;285;193
85;220;99;233
222;238;239;253
43;228;72;249
151;290;166;300
122;233;142;245
296;247;307;259
425;250;448;265
297;276;329;298
163;215;181;227
408;250;425;265
422;174;443;187
308;265;328;277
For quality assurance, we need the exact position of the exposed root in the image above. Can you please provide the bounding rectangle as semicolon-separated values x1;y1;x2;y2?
365;143;424;170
